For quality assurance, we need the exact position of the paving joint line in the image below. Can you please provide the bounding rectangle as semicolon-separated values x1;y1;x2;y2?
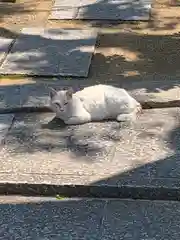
0;182;180;201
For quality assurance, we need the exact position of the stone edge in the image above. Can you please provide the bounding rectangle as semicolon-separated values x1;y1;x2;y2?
0;182;180;201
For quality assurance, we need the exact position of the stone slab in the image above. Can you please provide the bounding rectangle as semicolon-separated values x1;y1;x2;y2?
49;0;151;20
0;197;104;239
0;197;180;239
0;28;97;77
0;108;180;199
0;38;14;66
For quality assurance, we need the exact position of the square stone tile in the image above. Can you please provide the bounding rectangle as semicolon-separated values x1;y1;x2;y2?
0;198;105;239
50;0;152;20
1;108;180;191
7;108;175;189
0;28;97;77
0;38;14;66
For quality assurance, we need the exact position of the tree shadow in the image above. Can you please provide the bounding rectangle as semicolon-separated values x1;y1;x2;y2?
0;28;97;77
89;114;180;200
76;0;151;21
3;112;120;162
0;30;180;111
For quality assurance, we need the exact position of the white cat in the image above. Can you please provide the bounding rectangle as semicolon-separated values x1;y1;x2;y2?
49;84;142;125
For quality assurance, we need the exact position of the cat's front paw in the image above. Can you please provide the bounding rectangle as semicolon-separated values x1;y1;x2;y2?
65;116;90;125
64;117;80;125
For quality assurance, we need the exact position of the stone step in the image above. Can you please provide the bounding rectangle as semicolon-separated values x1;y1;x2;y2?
0;108;180;200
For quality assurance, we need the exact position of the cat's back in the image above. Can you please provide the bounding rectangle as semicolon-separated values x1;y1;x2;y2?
75;84;108;100
75;84;118;99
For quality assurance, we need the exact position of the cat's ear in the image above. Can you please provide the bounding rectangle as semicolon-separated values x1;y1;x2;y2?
66;87;73;99
49;87;57;98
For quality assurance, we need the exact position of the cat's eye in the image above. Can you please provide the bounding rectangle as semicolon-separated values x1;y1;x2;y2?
64;102;68;105
55;103;61;108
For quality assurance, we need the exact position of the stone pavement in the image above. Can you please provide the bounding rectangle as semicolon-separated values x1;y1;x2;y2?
0;196;180;239
0;0;180;202
49;0;152;20
0;107;180;199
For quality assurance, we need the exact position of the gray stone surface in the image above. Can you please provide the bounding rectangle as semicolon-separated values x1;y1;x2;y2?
0;85;21;109
49;0;151;20
0;37;13;66
1;113;115;172
0;197;104;239
102;199;180;239
0;114;14;143
0;197;180;239
1;108;180;190
0;28;97;77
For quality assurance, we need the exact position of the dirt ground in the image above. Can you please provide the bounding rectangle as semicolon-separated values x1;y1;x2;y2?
0;0;180;88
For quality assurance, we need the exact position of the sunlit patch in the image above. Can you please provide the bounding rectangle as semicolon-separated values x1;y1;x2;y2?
0;77;35;86
122;70;140;77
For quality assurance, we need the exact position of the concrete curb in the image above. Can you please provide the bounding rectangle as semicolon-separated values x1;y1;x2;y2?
1;182;180;201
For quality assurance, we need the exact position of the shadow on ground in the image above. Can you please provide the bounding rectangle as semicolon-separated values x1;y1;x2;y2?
92;124;180;187
0;30;180;111
0;0;180;198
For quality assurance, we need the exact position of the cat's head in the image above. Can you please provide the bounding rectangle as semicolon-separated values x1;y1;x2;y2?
49;87;73;115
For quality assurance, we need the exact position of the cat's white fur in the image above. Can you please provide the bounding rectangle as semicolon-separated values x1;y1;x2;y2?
49;84;142;125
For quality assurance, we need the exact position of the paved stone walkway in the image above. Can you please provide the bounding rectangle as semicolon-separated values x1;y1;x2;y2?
0;196;180;239
0;0;180;201
0;107;180;199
